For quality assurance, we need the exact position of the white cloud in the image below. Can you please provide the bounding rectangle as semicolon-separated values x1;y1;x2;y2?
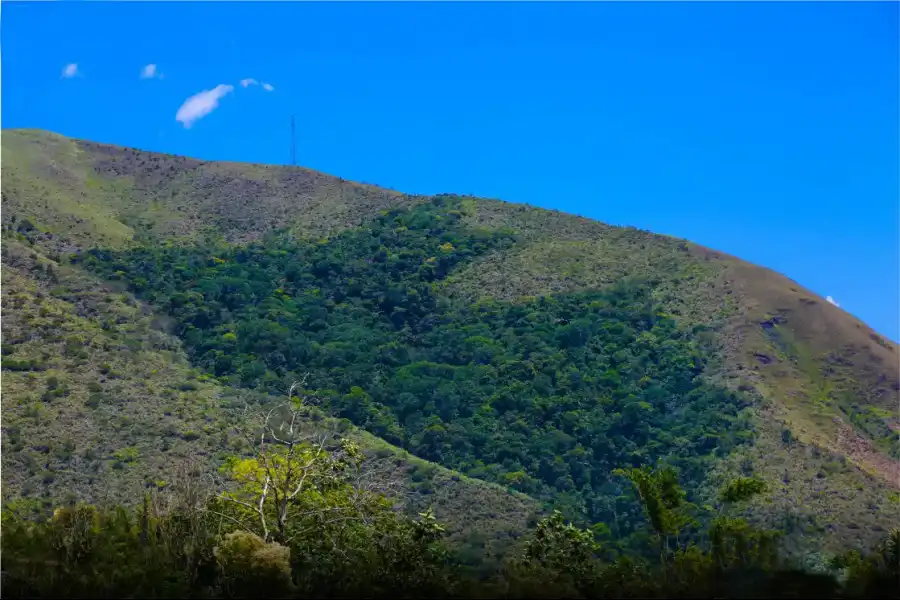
140;64;163;79
61;63;80;78
240;78;274;92
175;84;234;128
826;296;840;307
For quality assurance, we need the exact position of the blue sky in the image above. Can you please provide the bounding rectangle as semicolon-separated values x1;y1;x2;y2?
2;1;898;340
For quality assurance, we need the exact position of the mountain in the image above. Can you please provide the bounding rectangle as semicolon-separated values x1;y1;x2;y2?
2;128;897;564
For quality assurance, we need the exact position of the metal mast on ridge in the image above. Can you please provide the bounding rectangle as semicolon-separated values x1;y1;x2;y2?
290;115;296;167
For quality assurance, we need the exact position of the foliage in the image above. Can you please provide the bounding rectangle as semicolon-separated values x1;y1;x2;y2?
830;528;900;598
718;476;767;504
506;510;604;597
77;197;756;546
0;437;455;599
213;531;293;598
1;502;218;598
0;236;541;574
613;465;696;559
5;461;895;598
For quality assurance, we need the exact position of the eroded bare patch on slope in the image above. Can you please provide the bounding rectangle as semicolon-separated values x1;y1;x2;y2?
690;247;900;486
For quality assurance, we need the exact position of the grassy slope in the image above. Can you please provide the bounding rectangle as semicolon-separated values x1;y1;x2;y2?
1;129;425;250
2;239;230;501
447;197;900;555
2;129;897;557
0;239;538;566
454;197;899;479
0;130;538;566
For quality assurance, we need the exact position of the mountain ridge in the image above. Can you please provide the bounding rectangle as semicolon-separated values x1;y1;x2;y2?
7;128;890;343
2;128;897;561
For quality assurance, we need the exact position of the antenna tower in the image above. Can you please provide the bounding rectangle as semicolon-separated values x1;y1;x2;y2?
290;115;296;166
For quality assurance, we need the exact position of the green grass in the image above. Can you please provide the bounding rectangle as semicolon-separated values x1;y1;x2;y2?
1;239;226;504
1;129;426;253
708;413;896;558
1;131;137;249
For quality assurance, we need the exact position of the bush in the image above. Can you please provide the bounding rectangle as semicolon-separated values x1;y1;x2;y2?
2;358;45;371
214;531;293;598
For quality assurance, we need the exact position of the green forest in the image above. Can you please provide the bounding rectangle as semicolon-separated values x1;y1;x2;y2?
76;196;754;543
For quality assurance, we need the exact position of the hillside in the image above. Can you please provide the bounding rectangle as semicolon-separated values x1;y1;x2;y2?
2;128;898;565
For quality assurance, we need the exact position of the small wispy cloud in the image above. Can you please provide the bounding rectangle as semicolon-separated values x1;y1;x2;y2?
140;64;163;80
826;296;840;307
175;84;234;129
61;63;80;79
240;78;274;92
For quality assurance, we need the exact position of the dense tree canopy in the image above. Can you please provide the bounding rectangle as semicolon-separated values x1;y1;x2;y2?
79;196;755;541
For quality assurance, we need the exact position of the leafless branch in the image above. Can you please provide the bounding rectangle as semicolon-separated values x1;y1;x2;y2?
210;376;409;544
208;509;257;536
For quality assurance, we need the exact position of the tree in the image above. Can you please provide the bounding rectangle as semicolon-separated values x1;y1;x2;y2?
508;510;603;598
830;527;900;598
613;465;696;567
213;380;400;545
709;476;779;571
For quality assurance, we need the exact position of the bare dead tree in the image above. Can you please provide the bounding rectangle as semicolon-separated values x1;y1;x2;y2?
213;376;403;544
159;456;216;516
145;457;221;587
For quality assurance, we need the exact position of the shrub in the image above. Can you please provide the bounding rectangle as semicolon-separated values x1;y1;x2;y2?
214;531;292;598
